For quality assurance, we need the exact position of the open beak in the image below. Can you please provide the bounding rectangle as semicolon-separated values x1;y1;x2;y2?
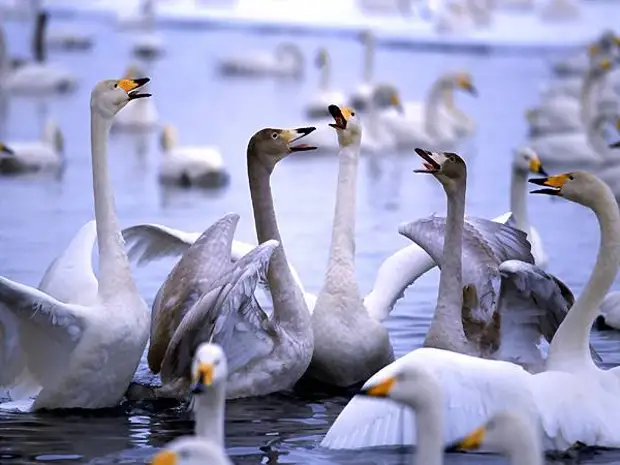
282;127;317;152
328;105;347;130
445;426;485;452
529;157;548;176
150;449;177;465
358;376;396;398
529;174;569;196
118;77;151;100
413;148;441;173
190;362;214;394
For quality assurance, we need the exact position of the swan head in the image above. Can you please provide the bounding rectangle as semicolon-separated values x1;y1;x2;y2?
446;411;541;457
372;84;404;113
90;78;151;119
529;171;611;209
513;147;547;176
0;142;14;156
358;364;442;411
446;72;477;96
150;437;228;465
248;127;316;171
413;148;466;192
190;343;227;394
328;105;361;146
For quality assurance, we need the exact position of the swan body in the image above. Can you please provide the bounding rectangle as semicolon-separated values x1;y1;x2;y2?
45;29;93;51
323;170;620;451
158;124;229;188
150;343;233;465
217;43;304;78
0;78;151;411
595;291;620;330
0;119;63;174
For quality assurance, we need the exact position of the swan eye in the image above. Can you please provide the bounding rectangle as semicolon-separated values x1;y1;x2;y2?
351;111;355;116
271;132;278;140
113;83;118;89
568;174;574;180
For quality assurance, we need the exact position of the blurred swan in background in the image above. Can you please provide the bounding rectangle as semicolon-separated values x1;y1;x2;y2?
539;0;581;22
112;64;158;131
158;124;229;188
217;43;304;78
0;78;151;411
551;30;620;77
0;119;64;174
348;30;378;111
125;0;164;60
304;48;346;119
0;11;76;95
149;343;233;465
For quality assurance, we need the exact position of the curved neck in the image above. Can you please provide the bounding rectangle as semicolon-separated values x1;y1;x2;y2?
510;168;529;232
413;397;444;465
547;187;620;371
362;37;375;83
247;156;310;331
193;385;225;448
91;111;136;300
425;80;446;139
578;70;599;125
426;182;467;341
507;432;543;465
318;56;331;92
323;144;360;292
587;117;609;157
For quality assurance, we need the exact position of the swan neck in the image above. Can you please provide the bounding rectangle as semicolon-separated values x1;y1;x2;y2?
363;36;375;83
510;168;529;231
319;55;331;91
0;26;8;74
547;186;620;370
425;80;445;138
507;435;544;465
414;398;444;465
323;144;360;290
91;111;136;300
247;154;310;331
193;386;226;448
579;69;598;125
33;12;46;63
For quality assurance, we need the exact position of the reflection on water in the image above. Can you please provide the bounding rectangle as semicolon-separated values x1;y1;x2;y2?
1;12;620;465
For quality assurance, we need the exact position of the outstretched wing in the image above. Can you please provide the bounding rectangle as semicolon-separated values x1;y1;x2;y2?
159;240;280;384
122;223;200;267
0;277;87;397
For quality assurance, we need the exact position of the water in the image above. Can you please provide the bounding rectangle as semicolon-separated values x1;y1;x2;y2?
0;14;620;465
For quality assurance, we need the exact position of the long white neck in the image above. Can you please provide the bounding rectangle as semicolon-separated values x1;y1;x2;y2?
91;111;137;300
323;144;361;294
363;36;375;83
425;80;446;140
412;384;444;465
425;182;467;344
0;25;8;75
318;55;331;92
193;385;226;448
587;115;611;158
547;185;620;371
510;168;529;232
578;68;600;126
506;431;544;465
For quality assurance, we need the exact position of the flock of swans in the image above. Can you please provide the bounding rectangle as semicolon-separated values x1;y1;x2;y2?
2;6;620;465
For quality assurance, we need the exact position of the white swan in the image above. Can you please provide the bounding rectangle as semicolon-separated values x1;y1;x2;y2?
504;147;549;268
304;48;346;119
348;30;378;112
158;124;229;188
551;31;619;77
111;64;158;132
149;343;232;465
359;364;544;465
0;118;63;174
217;43;304;78
435;0;475;34
0;11;77;95
0;77;151;411
322;170;620;451
127;0;165;60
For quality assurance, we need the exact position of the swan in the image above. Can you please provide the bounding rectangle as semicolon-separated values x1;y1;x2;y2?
127;0;164;60
359;364;544;465
149;343;232;465
304;48;346;119
142;127;317;399
504;147;549;268
117;0;155;30
551;30;619;77
0;77;151;411
539;0;580;22
217;43;304;78
0;118;64;174
435;0;475;34
158;123;229;188
322;169;620;451
111;64;158;132
0;11;76;95
348;30;378;112
527;57;612;136
380;72;478;150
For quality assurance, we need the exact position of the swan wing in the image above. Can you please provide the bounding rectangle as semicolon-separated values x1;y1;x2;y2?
160;240;279;380
0;277;86;395
321;347;536;449
498;260;602;365
38;220;98;306
122;223;201;267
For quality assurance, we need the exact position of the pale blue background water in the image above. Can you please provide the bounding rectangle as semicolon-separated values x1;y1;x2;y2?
0;13;620;465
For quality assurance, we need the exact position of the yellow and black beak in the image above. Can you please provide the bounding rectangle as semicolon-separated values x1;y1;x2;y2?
445;426;486;452
358;376;396;398
190;362;215;394
390;93;405;114
528;157;548;176
529;173;570;196
280;127;317;152
118;77;151;100
457;76;478;96
0;143;14;156
150;449;177;465
413;147;441;174
329;105;355;130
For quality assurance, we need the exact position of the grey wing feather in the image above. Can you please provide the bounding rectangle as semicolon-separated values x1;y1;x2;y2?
465;217;534;265
122;223;198;267
498;260;601;365
160;240;280;383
